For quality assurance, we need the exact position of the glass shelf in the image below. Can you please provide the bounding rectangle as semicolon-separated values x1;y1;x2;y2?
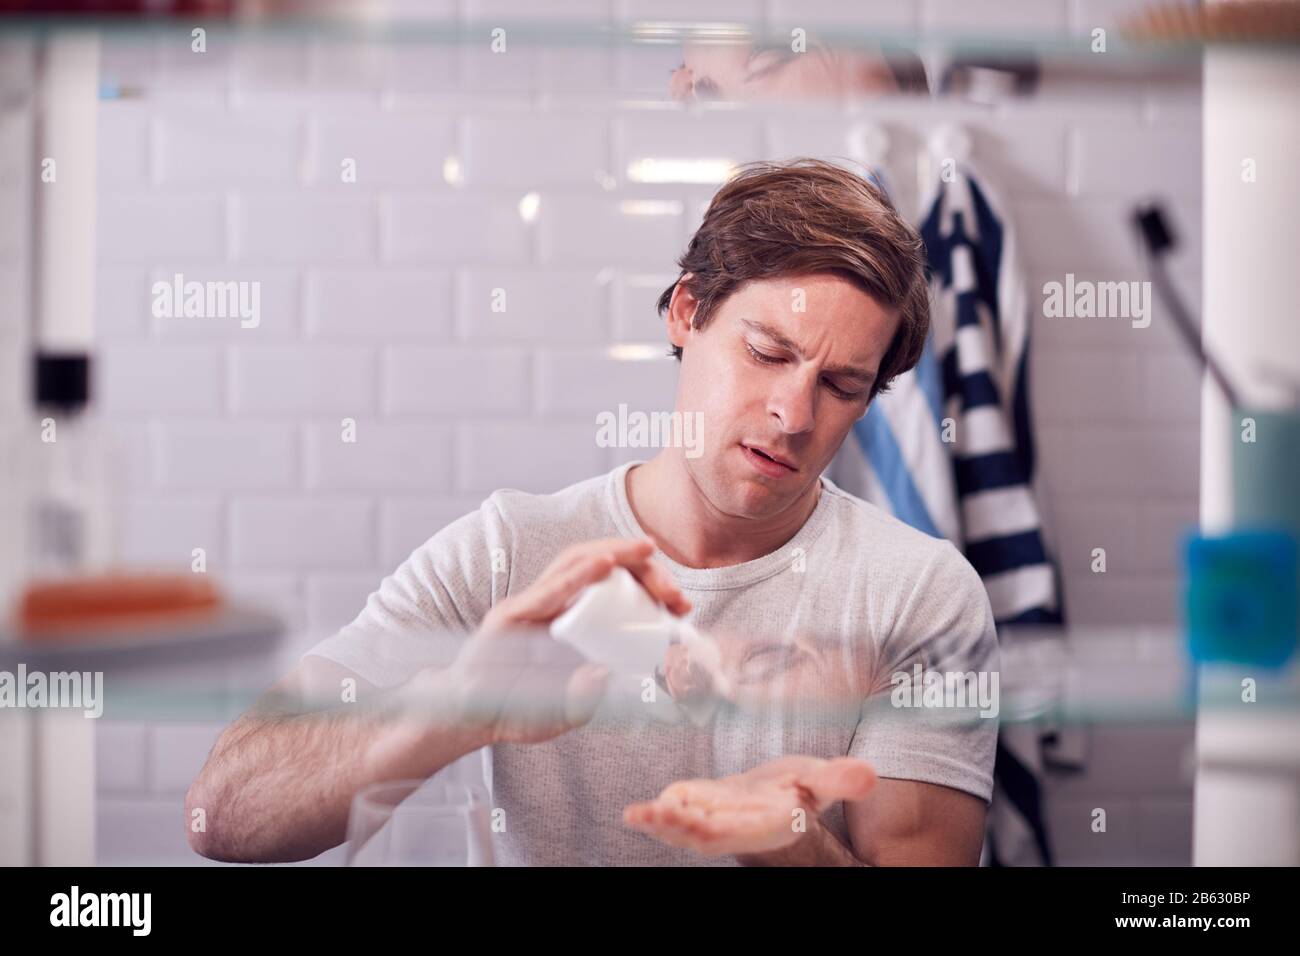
0;11;1291;55
0;14;1234;89
6;624;1292;726
0;15;1217;110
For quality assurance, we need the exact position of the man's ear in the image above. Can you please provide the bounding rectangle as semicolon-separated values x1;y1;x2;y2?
665;275;700;351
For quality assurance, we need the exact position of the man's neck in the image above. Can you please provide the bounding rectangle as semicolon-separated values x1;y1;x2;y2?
625;450;822;570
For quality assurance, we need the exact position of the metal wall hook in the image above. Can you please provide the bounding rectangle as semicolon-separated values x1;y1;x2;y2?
929;123;972;164
846;121;890;168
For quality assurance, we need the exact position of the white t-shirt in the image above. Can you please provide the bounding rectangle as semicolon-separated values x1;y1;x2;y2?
305;460;999;865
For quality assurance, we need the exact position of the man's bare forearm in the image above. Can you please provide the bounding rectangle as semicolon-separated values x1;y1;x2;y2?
185;667;490;864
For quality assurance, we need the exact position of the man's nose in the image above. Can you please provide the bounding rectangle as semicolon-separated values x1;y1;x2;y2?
768;374;817;434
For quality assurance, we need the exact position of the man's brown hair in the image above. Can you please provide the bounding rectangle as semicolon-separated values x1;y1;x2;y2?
657;157;930;400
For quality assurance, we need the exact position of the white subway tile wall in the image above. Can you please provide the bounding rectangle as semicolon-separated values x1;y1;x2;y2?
3;2;1202;864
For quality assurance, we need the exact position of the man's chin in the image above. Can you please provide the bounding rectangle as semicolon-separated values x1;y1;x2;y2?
685;457;803;518
725;478;802;518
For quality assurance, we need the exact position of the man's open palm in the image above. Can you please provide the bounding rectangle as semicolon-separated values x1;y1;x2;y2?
623;756;876;856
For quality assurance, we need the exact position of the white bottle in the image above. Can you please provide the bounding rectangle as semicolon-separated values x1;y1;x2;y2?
550;567;730;725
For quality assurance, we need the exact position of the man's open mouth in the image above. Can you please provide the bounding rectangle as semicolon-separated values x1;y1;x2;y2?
741;443;797;473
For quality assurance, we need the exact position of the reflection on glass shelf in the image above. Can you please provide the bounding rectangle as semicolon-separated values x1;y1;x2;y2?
0;13;1266;58
997;627;1298;725
0;13;1222;107
63;625;1300;725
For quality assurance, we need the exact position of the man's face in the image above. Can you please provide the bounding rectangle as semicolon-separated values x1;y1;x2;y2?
668;39;900;102
667;272;900;520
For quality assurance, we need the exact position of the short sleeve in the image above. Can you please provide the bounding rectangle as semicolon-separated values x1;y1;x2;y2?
300;497;511;687
847;541;1000;804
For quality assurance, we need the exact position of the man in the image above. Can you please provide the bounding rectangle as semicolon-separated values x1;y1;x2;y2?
187;158;999;866
668;32;929;102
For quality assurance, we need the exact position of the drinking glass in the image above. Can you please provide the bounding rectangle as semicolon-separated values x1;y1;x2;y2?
345;779;495;866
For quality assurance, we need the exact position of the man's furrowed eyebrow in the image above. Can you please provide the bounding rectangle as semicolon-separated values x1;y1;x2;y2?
745;47;799;81
740;318;795;350
830;365;876;386
740;318;877;384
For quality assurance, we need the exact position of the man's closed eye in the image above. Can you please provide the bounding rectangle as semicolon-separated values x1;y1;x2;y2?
739;644;802;682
